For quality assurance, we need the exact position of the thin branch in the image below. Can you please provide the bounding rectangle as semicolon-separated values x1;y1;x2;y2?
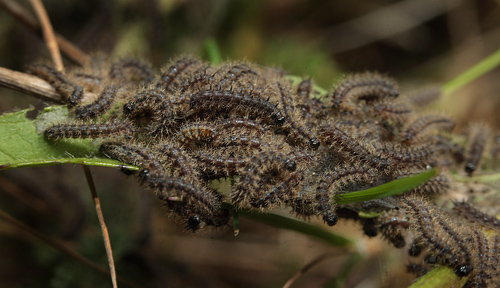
322;0;465;53
0;66;64;103
0;0;90;66
0;66;98;103
29;0;63;71
0;175;49;213
83;165;118;288
0;208;141;288
283;252;341;288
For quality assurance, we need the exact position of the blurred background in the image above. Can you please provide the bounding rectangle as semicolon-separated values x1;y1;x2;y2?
0;0;500;287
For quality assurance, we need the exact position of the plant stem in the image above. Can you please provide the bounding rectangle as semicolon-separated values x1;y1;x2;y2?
442;47;500;95
29;0;63;71
83;165;117;288
0;208;140;288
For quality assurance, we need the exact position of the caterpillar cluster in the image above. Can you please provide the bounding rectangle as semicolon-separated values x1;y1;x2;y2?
401;196;500;287
31;57;500;285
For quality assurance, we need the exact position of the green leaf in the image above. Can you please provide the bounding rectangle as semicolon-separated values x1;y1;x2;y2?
334;168;438;205
409;266;467;288
0;107;139;171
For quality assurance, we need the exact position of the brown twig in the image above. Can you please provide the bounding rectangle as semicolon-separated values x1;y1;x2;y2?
322;0;465;53
83;165;118;288
283;252;341;288
0;208;141;288
0;175;50;214
0;0;90;66
0;66;64;103
29;0;63;71
0;66;98;103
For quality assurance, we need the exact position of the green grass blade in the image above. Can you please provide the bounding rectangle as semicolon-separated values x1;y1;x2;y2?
442;47;500;95
204;37;222;65
334;168;438;205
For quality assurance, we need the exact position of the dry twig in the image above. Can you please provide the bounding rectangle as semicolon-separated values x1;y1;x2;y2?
0;208;140;288
83;166;118;288
283;252;341;288
0;66;63;103
0;0;90;66
0;175;49;213
29;0;64;71
0;67;98;103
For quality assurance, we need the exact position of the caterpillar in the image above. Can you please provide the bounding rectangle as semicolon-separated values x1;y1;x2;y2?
217;119;266;136
406;85;441;107
99;142;163;171
401;114;455;144
156;57;201;92
140;170;227;231
401;196;473;277
250;170;306;209
218;63;259;88
371;99;413;122
465;123;491;176
331;72;399;112
177;123;219;149
277;82;320;149
318;122;435;170
192;150;248;177
452;200;500;230
232;150;295;205
189;90;286;126
44;121;133;139
28;63;83;106
108;58;155;85
74;85;118;120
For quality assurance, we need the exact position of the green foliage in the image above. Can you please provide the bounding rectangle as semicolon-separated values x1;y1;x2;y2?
442;47;500;95
408;266;469;288
0;107;139;171
334;168;438;205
